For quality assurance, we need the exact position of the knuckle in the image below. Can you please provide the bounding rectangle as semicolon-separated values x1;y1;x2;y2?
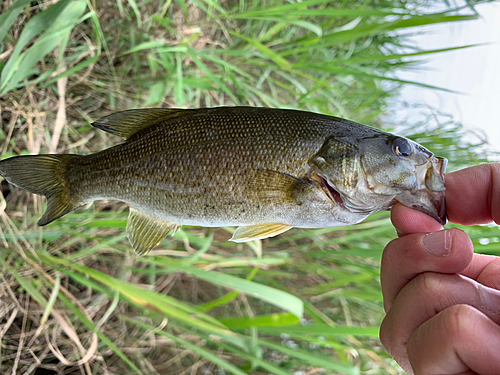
442;304;480;339
413;272;447;296
379;317;391;351
382;238;399;267
406;334;422;372
477;258;500;290
379;315;401;359
411;272;466;314
382;234;425;269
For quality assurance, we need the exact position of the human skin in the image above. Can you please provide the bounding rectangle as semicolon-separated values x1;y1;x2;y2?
379;163;500;374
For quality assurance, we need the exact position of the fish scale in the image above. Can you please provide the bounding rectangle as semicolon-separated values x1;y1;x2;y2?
0;106;447;255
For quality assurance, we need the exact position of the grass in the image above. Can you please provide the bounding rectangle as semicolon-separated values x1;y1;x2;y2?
0;0;499;374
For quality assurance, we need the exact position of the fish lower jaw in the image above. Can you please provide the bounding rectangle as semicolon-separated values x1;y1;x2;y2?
342;199;386;216
337;187;397;215
317;175;345;207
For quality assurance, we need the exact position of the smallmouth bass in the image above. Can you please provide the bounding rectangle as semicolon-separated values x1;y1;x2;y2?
0;107;447;255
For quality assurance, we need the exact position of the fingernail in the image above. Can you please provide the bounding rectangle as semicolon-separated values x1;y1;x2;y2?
422;230;452;256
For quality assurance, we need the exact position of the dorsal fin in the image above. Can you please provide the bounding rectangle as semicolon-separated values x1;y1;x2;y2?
91;108;196;140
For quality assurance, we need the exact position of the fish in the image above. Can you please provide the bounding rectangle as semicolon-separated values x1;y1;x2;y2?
0;106;447;255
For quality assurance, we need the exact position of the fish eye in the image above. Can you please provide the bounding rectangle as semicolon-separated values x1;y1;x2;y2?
392;138;413;158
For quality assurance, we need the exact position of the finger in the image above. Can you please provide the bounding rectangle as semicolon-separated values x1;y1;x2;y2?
381;228;473;311
407;305;500;375
389;204;500;291
391;203;443;236
446;163;500;225
391;163;500;235
380;273;500;370
468;256;500;290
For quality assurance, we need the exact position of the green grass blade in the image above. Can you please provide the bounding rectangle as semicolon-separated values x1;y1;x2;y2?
122;317;248;375
0;0;87;95
57;293;143;374
197;266;259;312
218;313;300;328
1;0;74;86
332;43;491;63
174;52;186;105
0;0;33;44
231;0;404;18
39;254;249;346
230;31;292;71
125;0;142;28
121;40;167;55
189;232;213;260
185;49;240;103
291;64;465;93
197;291;241;312
257;323;380;337
192;332;293;375
144;81;168;106
280;13;478;55
259;339;360;375
41;273;60;326
153;262;304;318
1;261;47;306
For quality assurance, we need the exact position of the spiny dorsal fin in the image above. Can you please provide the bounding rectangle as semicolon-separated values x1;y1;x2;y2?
127;207;181;256
230;223;293;242
91;108;196;140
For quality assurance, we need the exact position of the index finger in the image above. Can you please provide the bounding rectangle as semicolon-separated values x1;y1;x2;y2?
445;163;500;225
391;163;500;237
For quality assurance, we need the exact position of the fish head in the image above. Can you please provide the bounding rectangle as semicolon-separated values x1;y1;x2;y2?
359;135;447;224
311;134;447;224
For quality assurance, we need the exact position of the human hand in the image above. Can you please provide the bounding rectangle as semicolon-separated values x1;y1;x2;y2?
380;163;500;374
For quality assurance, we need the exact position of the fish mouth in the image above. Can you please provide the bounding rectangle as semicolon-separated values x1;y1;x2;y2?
317;174;345;207
428;156;447;224
313;170;375;214
396;156;448;225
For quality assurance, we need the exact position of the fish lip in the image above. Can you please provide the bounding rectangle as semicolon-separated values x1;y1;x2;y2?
397;156;448;225
409;191;447;225
436;193;447;225
425;156;448;224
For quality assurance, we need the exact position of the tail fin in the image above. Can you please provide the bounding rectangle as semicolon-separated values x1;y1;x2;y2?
0;154;80;226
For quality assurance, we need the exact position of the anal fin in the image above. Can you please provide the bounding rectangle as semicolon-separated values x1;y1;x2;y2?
230;223;293;243
127;208;181;256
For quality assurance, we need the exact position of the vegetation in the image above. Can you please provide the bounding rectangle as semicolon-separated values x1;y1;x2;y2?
0;0;497;374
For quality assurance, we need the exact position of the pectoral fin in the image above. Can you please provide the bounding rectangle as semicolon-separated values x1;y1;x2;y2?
244;170;310;205
230;223;293;242
127;208;181;256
